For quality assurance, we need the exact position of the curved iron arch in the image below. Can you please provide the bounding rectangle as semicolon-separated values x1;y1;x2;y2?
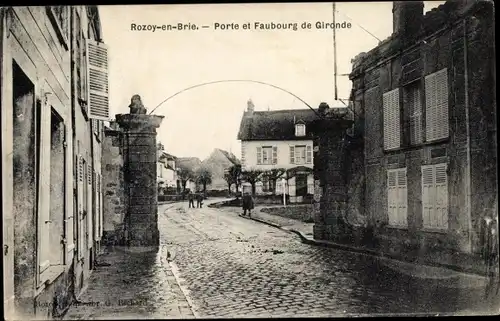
147;79;324;118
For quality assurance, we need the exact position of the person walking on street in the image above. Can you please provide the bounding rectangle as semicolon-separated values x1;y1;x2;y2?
188;190;195;208
196;192;204;208
242;192;254;217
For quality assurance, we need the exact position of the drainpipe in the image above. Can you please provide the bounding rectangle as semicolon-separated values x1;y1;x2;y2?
463;18;473;253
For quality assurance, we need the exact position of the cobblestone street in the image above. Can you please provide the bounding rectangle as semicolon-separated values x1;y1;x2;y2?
160;201;495;318
63;200;497;319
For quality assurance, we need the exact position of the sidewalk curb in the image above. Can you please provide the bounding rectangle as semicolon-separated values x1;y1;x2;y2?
238;214;290;231
243;213;490;279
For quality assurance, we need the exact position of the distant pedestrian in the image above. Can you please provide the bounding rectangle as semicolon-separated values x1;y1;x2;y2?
188;191;195;208
242;192;254;217
196;192;204;208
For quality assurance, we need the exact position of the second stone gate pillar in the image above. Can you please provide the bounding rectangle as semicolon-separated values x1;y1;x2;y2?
116;113;164;247
310;103;353;242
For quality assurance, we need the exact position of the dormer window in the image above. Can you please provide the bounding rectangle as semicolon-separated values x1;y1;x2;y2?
295;123;306;137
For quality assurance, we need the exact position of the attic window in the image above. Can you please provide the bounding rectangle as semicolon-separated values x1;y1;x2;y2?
295;124;306;137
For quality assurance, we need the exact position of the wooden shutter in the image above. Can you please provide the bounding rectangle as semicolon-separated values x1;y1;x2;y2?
77;155;84;259
272;146;278;164
397;169;408;226
434;163;448;229
408;84;422;144
422;163;448;229
256;147;262;164
422;165;435;228
290;146;295;164
383;88;400;150
86;39;109;120
306;145;312;164
425;68;449;141
387;170;398;226
87;163;93;249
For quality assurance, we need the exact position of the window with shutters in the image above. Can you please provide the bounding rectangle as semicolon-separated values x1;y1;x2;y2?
86;38;110;120
383;88;401;150
421;163;449;229
295;124;306;136
425;68;449;142
289;145;313;165
256;146;276;165
404;82;423;145
262;146;273;165
387;168;408;227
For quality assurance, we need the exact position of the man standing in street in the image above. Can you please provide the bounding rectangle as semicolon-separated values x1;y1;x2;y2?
188;190;195;208
242;192;254;217
196;192;204;208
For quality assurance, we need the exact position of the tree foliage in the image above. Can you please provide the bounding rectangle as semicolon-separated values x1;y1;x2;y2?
224;164;242;194
195;167;213;193
262;168;287;195
241;169;263;196
177;167;194;192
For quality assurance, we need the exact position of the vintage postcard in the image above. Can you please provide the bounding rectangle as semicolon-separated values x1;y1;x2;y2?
1;1;498;320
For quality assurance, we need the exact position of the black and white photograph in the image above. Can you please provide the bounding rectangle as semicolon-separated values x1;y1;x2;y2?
1;1;498;319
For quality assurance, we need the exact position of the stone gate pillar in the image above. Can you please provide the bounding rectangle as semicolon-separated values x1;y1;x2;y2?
116;113;164;247
311;103;353;242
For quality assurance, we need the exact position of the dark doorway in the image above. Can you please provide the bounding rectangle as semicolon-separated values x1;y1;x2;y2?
12;61;37;301
296;174;308;197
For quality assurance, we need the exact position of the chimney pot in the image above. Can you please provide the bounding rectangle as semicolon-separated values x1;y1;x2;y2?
247;99;255;113
393;1;424;39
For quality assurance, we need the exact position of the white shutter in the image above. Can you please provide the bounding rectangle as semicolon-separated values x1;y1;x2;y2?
425;68;448;141
306;145;312;164
272;146;278;164
383;89;400;150
397;169;408;226
421;165;434;228
86;39;109;120
257;147;262;164
387;170;398;226
435;163;448;229
290;146;295;164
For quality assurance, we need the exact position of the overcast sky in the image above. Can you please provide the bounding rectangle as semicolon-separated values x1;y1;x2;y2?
99;1;444;160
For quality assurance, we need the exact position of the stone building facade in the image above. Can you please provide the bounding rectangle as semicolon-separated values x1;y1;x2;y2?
345;0;496;268
1;6;108;319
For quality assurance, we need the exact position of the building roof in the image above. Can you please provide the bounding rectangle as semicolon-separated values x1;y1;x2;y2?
237;108;319;141
176;157;202;172
217;148;241;165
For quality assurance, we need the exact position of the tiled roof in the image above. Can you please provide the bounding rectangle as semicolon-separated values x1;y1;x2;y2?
237;108;319;141
217;148;241;165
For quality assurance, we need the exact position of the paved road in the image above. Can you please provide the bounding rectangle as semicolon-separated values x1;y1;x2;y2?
160;201;498;318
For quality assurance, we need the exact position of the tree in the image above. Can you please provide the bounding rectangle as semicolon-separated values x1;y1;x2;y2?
195;167;212;195
262;168;286;195
224;164;242;196
177;167;194;194
241;169;263;196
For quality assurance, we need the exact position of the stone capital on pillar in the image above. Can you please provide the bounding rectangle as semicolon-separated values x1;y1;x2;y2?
115;114;164;133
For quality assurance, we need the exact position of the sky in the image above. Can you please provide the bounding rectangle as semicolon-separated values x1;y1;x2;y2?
99;1;444;160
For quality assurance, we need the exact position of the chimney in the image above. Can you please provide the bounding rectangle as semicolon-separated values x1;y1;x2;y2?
247;99;255;113
393;1;424;40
